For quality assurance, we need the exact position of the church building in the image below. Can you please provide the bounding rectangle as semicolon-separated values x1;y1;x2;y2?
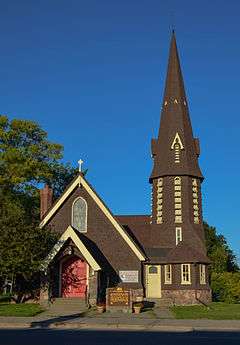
39;32;211;306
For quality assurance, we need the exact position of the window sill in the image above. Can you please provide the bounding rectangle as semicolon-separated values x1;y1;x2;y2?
181;282;191;285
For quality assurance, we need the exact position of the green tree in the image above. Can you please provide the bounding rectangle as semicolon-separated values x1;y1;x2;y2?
0;191;57;302
0;115;78;301
0;115;77;195
204;222;239;273
204;222;239;302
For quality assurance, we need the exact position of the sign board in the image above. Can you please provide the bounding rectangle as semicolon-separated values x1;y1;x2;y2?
119;270;139;283
108;287;130;306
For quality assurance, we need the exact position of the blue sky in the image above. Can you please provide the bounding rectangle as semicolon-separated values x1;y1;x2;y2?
1;0;239;260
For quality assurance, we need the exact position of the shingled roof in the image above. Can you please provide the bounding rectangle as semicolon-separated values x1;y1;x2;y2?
150;31;203;181
115;215;151;250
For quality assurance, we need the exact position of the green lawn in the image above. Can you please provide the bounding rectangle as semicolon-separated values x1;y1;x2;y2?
171;302;240;320
0;303;44;317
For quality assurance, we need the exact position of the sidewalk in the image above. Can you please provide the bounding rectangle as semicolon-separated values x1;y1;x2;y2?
0;313;240;332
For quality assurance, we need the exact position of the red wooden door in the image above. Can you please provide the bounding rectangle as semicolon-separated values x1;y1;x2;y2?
61;256;87;298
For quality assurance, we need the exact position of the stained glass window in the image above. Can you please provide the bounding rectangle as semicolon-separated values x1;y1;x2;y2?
72;197;87;232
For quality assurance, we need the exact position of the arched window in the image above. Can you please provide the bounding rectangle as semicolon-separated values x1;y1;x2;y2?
149;266;158;274
72;197;87;232
174;176;181;185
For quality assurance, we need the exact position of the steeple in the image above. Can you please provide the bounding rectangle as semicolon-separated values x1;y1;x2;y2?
150;32;203;181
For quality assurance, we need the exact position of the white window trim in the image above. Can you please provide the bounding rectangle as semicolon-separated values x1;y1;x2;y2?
164;264;172;284
176;227;182;245
181;264;191;285
72;197;88;233
174;176;181;185
200;264;206;285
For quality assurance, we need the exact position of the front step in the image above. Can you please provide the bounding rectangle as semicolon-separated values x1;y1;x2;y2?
145;298;173;307
45;297;88;316
52;297;86;305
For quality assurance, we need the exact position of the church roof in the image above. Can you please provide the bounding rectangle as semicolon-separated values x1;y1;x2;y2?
115;215;151;250
150;31;203;181
116;215;210;263
166;242;210;263
40;173;146;262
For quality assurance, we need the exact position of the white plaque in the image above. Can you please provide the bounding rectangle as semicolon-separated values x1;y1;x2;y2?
119;270;138;283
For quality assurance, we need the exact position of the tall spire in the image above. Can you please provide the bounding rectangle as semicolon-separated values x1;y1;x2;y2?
162;31;187;112
150;32;203;181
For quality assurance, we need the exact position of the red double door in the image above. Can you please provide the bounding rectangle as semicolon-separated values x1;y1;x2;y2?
61;256;87;298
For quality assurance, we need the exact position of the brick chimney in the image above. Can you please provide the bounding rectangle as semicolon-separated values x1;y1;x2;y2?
40;184;53;220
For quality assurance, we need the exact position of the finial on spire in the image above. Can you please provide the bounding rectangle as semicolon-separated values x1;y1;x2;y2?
78;159;84;172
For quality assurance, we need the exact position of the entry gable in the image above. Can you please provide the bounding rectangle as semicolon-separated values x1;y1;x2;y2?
40;174;146;262
42;225;101;271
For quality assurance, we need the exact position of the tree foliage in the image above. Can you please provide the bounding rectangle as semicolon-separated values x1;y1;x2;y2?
0;115;77;195
0;115;77;301
204;222;239;303
204;222;239;273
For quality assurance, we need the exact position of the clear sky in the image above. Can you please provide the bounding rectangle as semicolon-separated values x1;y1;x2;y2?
1;0;239;260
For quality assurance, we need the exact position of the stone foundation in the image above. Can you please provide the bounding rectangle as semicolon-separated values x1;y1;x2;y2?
39;271;50;308
88;270;98;306
161;289;212;305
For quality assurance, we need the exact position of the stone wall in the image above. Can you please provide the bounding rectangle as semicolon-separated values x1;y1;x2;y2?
88;270;98;306
162;289;212;305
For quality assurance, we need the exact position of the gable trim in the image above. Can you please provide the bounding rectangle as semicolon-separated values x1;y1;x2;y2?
80;177;145;261
42;225;101;271
40;176;80;228
40;175;146;262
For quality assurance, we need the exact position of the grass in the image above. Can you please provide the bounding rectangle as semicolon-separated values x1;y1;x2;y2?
171;302;240;320
0;303;44;317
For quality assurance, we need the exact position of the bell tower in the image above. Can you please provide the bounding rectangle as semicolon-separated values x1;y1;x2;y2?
149;32;206;255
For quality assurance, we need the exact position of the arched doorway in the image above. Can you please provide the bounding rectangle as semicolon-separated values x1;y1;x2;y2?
61;256;87;298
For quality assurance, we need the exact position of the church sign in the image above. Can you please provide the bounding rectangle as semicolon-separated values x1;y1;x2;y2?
108;287;130;307
119;270;139;283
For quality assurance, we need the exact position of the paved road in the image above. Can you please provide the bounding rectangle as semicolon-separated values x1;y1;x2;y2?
0;329;240;345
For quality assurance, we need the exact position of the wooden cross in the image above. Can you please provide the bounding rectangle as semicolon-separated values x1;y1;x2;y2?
78;159;84;172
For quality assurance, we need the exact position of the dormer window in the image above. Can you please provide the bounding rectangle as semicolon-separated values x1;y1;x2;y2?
72;197;87;232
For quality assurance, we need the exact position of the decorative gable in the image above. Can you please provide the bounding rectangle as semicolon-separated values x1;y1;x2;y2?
42;225;101;271
40;174;145;262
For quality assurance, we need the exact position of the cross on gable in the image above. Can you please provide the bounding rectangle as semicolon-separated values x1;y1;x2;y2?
78;159;84;172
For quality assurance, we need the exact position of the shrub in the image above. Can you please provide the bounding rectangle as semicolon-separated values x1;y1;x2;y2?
211;272;240;303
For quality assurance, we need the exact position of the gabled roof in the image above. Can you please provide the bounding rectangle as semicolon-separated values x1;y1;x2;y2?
42;225;101;271
40;174;146;262
115;215;151;249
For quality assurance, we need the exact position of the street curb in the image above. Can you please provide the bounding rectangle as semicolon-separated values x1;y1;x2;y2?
0;322;239;332
48;323;194;332
0;323;31;329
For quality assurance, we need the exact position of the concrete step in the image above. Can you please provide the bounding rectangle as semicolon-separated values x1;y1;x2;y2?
51;298;86;305
145;298;173;307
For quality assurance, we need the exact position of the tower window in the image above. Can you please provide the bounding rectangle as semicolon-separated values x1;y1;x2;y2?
174;176;181;185
164;265;172;284
200;264;206;285
192;179;200;224
181;264;191;284
176;227;182;245
174;177;182;224
72;197;87;232
156;178;163;224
